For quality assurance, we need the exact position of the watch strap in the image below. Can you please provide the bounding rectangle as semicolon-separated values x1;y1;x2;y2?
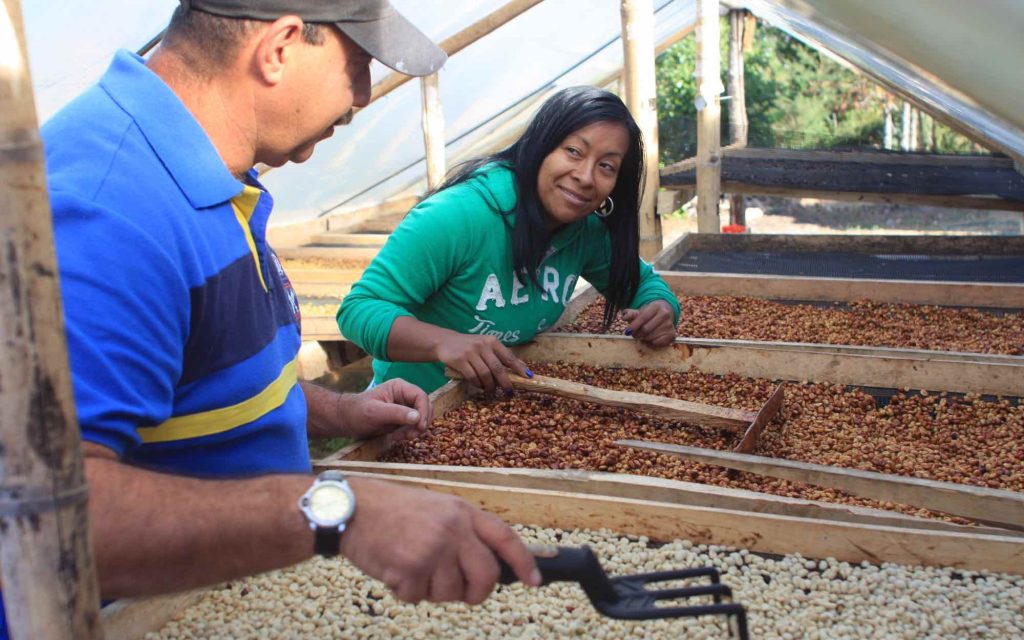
314;526;342;557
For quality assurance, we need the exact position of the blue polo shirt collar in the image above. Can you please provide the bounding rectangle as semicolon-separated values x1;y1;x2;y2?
99;50;243;209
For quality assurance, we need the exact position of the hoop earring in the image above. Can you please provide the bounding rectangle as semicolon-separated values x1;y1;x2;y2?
594;196;614;218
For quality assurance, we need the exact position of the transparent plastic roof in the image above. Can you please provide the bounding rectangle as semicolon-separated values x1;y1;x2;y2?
24;0;1024;228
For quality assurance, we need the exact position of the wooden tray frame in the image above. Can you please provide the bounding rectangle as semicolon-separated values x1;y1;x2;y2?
324;332;1024;575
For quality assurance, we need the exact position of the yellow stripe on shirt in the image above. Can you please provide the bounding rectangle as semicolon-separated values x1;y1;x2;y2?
137;358;298;444
231;185;267;292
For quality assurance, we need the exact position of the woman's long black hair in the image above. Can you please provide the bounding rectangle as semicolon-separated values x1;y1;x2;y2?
428;86;645;328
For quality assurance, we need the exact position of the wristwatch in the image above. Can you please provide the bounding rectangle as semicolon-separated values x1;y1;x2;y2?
298;471;356;557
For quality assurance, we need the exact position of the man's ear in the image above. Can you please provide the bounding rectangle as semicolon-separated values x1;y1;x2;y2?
252;15;305;86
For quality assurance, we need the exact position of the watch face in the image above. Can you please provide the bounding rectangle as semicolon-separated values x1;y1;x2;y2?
309;484;354;526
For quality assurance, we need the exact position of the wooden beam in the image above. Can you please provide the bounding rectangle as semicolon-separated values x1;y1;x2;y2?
465;370;757;432
319;461;1016;537
340;472;1024;574
0;1;103;636
617;441;1024;531
673;231;1024;255
716;148;1016;167
694;0;722;233
103;591;206;640
661;148;1024;207
419;72;446;189
658;271;1024;309
301;316;342;342
708;182;1024;212
515;334;1024;397
650;231;697;270
727;11;748;230
727;10;748;147
620;0;663;259
368;0;544;103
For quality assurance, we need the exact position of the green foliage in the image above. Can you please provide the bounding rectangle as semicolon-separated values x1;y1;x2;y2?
656;20;976;164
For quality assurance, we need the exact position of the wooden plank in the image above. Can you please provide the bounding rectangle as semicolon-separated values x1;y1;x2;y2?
650;232;696;271
275;246;381;261
712;182;1024;212
723;147;1016;168
515;334;1024;396
293;283;352;298
659;271;1024;309
307;232;389;247
617;441;1024;532
672;232;1024;256
341;472;1024;574
694;0;722;234
735;382;784;453
461;370;755;432
103;591;206;640
301;316;342;342
283;268;366;283
674;337;1024;365
660;148;1024;203
320;460;1020;537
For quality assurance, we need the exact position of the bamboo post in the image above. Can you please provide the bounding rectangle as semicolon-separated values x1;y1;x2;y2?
620;0;662;259
695;0;722;233
726;9;748;227
901;101;912;151
419;72;446;189
0;0;103;637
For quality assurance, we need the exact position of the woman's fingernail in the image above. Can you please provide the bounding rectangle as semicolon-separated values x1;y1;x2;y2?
525;368;534;378
530;568;543;586
407;410;420;423
624;328;633;336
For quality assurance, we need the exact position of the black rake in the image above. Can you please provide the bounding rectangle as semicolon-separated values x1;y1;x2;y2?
499;545;749;639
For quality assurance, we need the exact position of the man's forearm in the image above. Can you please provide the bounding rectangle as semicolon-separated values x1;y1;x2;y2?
301;380;353;440
86;448;315;598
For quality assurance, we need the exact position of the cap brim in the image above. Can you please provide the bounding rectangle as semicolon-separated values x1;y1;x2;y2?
337;11;447;77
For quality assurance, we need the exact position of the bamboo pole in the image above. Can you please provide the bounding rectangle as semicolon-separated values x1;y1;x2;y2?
419;72;446;189
695;0;722;233
620;0;663;260
0;0;103;637
726;9;748;227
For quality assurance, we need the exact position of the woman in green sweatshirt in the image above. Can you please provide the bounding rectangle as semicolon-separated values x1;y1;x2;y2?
337;86;681;394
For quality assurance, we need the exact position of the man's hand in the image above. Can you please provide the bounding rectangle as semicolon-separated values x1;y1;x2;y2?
340;379;433;441
622;299;677;347
302;379;431;442
340;477;540;604
435;332;531;394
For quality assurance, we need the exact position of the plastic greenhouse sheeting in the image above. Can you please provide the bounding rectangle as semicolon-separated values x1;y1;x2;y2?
25;0;1024;228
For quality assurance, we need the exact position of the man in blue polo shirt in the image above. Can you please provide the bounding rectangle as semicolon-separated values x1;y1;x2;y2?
28;0;539;624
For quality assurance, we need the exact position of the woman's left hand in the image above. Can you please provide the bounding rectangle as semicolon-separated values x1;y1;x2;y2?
622;300;677;347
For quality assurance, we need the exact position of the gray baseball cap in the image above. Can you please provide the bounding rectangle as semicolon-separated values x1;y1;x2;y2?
180;0;447;76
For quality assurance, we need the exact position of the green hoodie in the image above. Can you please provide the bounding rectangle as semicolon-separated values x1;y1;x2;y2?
337;164;680;392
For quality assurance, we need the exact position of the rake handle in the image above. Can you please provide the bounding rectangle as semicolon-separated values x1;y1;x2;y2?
497;545;601;586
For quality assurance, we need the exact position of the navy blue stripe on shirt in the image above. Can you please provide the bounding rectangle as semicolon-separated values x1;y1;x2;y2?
181;252;298;386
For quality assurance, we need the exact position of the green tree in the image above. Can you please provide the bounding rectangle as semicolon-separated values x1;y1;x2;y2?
656;20;975;165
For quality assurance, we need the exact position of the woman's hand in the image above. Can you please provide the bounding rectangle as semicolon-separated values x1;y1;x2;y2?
622;299;677;347
436;333;532;394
